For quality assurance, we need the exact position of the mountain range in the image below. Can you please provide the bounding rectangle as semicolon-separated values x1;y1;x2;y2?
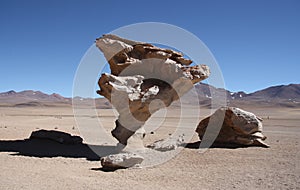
192;83;300;108
0;84;299;108
0;90;70;107
195;83;300;100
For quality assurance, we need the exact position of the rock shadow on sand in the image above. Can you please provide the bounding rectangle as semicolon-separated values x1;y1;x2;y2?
0;130;120;161
183;141;265;149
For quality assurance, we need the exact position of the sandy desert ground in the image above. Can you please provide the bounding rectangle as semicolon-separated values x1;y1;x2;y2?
0;106;299;190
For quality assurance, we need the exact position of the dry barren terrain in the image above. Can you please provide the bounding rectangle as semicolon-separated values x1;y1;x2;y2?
0;106;299;189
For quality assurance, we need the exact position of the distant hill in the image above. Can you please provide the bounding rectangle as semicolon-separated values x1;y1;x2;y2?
0;83;299;108
193;83;300;101
185;83;300;108
0;90;71;107
246;84;300;100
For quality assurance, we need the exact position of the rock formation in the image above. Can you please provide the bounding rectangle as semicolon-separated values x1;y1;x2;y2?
30;130;83;144
101;153;144;170
96;34;210;146
196;107;269;148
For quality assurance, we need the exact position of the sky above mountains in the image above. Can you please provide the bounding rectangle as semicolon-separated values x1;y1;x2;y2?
0;0;299;97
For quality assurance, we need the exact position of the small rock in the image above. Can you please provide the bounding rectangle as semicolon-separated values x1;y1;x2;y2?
29;129;83;144
101;153;144;170
147;134;185;151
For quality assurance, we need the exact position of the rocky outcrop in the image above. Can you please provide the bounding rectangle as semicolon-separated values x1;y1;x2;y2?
100;153;144;170
29;130;83;144
196;107;269;148
96;34;210;146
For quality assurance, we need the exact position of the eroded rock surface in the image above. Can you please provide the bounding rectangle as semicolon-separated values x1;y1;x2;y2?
96;34;210;145
196;107;269;148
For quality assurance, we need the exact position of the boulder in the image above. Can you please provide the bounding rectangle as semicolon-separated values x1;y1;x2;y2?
96;34;210;145
196;107;269;148
29;129;83;144
100;153;144;170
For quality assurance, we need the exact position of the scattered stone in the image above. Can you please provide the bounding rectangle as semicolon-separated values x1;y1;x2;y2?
29;129;83;144
96;34;210;145
147;134;185;151
100;153;144;170
196;107;269;148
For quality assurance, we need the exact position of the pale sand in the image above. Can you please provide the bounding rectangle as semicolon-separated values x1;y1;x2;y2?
0;106;299;189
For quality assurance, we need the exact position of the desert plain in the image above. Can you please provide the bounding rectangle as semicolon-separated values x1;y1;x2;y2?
0;104;299;190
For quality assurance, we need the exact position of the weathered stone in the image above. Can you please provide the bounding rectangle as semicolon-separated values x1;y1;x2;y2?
29;130;83;144
196;107;269;148
96;34;210;146
147;134;185;151
100;153;144;170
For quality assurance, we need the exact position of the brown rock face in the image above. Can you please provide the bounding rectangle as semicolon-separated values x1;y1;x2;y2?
196;107;269;148
96;34;210;145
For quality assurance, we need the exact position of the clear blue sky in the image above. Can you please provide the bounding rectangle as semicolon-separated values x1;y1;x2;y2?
0;0;299;97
